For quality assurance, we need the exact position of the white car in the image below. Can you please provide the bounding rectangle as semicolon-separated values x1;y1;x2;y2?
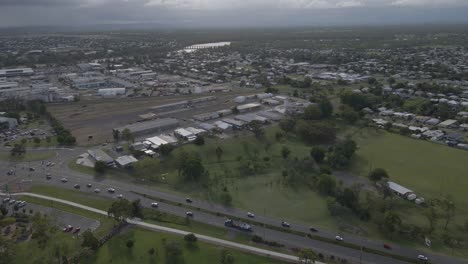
94;188;101;193
151;202;159;208
417;255;429;261
107;188;115;193
335;235;344;242
247;212;255;218
117;194;123;199
61;178;68;183
186;211;194;217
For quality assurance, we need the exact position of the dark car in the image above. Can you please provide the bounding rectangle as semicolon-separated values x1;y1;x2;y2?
74;184;80;189
46;173;52;180
186;211;194;217
281;221;290;228
309;227;318;232
87;183;92;188
185;198;193;203
384;244;392;250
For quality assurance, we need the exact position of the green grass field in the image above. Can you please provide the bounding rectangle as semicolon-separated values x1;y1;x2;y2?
83;227;285;264
350;128;468;220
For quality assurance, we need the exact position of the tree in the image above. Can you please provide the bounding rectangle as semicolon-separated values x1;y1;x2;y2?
184;233;197;244
439;198;456;230
298;248;317;264
121;128;134;142
328;139;357;168
81;230;99;250
31;213;51;249
159;144;175;156
250;120;265;140
317;174;336;196
220;249;235;264
148;247;157;257
281;146;291;159
107;199;132;222
177;151;205;181
318;98;333;118
10;143;26;156
126;240;134;249
310;147;326;163
383;212;402;234
112;129;120;142
193;136;205;146
215;146;224;161
220;192;232;206
303;105;322;120
164;241;184;264
33;137;41;144
94;160;107;174
295;120;336;144
368;168;389;182
279;118;296;133
0;236;15;264
340;105;360;124
131;199;144;219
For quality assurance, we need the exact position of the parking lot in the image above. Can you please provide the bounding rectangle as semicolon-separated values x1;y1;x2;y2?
1;196;100;235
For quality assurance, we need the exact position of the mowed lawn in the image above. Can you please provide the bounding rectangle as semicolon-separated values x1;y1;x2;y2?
84;227;285;264
351;128;468;221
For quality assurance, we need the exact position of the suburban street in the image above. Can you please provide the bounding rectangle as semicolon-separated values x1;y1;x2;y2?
1;147;467;264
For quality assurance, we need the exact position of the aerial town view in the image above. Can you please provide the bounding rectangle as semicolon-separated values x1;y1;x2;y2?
0;1;468;264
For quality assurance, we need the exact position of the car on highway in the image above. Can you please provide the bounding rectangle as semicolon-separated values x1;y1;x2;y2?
94;188;101;193
383;244;392;250
61;178;68;183
3;198;10;203
185;198;193;203
309;227;318;232
186;211;194;217
74;184;80;189
7;170;15;175
335;235;344;242
151;202;159;208
281;221;290;228
247;212;255;218
417;255;429;261
46;173;52;180
87;183;92;188
108;188;115;193
117;194;123;199
29;167;35;171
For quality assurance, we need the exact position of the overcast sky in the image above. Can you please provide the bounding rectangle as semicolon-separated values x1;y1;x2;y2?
1;0;468;28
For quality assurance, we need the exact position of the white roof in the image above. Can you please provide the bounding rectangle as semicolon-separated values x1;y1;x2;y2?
387;181;413;195
214;121;232;130
146;136;168;146
175;128;194;137
115;155;138;166
185;127;206;135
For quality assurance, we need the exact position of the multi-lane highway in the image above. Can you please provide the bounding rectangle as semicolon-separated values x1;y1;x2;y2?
1;147;467;264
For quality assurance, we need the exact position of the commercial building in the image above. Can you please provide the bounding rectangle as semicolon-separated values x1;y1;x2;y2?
87;149;114;166
114;118;179;138
98;88;126;97
0;68;34;78
0;117;18;129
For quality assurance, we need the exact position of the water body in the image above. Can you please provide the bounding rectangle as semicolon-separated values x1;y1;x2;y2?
180;41;231;53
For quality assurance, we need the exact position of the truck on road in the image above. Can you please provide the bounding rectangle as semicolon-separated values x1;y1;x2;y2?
224;219;252;232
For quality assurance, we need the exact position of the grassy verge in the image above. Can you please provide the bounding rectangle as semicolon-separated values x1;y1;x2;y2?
82;227;286;264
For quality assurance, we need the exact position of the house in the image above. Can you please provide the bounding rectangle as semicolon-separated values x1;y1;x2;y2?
115;155;138;168
438;119;458;128
387;181;417;200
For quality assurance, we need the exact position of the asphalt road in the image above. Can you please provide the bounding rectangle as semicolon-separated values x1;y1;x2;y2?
1;148;467;264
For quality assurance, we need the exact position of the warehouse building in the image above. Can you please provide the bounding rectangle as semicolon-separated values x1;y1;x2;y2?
98;88;126;97
236;103;262;113
88;149;114;166
113;118;179;138
149;101;189;113
0;68;34;78
115;155;138;168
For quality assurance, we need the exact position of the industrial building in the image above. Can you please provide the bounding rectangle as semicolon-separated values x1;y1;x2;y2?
87;149;114;166
115;155;138;168
72;77;107;89
0;68;34;78
114;118;179;138
236;103;262;113
174;128;197;141
0;117;18;129
98;88;126;97
149;101;189;113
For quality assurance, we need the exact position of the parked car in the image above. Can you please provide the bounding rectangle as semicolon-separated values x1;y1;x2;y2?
247;212;255;218
309;227;318;232
87;183;92;188
281;221;290;228
335;235;344;242
3;198;10;203
74;184;80;189
63;225;73;232
61;178;68;183
73;227;81;234
417;255;429;261
151;202;159;208
7;170;14;175
186;211;194;217
185;198;193;203
108;188;115;193
46;173;52;180
18;201;26;208
94;188;101;193
8;199;16;205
